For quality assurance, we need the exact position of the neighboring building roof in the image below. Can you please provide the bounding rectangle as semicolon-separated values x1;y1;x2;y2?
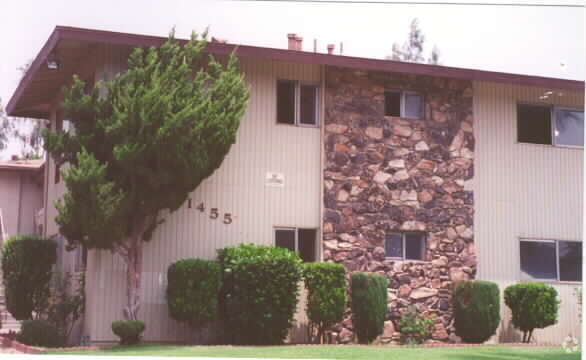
0;159;44;172
6;26;585;119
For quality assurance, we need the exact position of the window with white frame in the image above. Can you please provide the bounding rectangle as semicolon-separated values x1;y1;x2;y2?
276;80;319;126
517;104;584;147
385;232;426;260
520;239;582;282
274;227;317;262
384;90;424;120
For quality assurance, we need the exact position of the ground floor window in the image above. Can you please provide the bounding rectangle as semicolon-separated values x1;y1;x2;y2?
385;232;426;260
275;227;317;262
520;238;582;282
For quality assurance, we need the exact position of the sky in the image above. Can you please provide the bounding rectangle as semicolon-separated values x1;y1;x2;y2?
0;0;584;158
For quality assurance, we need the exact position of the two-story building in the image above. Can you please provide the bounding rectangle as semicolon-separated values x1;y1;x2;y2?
5;26;583;345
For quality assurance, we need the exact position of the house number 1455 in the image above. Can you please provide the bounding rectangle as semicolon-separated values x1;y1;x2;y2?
191;201;233;224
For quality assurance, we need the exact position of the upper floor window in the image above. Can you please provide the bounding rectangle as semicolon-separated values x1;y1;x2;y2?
384;90;424;120
517;104;584;147
385;232;426;260
276;80;319;127
520;238;582;282
275;227;317;262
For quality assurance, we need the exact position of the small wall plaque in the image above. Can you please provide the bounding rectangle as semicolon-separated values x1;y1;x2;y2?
266;172;285;187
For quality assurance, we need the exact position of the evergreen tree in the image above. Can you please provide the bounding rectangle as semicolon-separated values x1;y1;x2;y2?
389;18;441;65
43;30;249;320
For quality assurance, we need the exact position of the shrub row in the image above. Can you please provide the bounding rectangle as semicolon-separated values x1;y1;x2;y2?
452;280;559;344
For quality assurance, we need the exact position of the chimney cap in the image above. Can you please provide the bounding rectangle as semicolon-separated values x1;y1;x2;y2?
287;33;297;39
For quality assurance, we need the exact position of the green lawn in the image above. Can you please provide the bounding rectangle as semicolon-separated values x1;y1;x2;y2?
49;344;580;359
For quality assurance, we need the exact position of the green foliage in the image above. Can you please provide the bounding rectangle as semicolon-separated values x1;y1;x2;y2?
17;320;64;348
398;305;434;345
453;280;500;343
42;28;248;320
166;259;222;325
111;320;146;345
350;272;388;344
303;262;346;344
219;243;303;345
504;282;559;343
1;235;57;320
47;272;85;344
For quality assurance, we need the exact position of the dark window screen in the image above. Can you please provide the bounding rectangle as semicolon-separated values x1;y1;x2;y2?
517;104;552;145
520;241;557;280
385;233;403;258
385;91;401;117
559;241;582;281
277;81;295;124
275;229;295;252
405;233;425;260
300;85;317;125
298;229;317;262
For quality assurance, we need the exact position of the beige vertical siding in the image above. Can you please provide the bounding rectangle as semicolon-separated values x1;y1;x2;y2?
0;170;43;241
82;48;323;343
474;80;583;344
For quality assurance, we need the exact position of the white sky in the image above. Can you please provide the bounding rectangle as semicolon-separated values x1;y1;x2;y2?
0;0;584;158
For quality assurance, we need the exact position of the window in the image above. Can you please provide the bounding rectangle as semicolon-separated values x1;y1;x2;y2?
385;232;426;260
276;80;319;126
554;108;584;147
275;227;317;262
517;104;584;147
520;239;582;282
384;90;424;120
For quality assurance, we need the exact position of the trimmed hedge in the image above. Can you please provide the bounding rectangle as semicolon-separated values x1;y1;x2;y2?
112;320;146;345
219;243;302;345
1;235;57;320
504;282;559;343
17;320;64;348
350;272;388;344
453;280;500;343
166;259;222;326
303;262;346;344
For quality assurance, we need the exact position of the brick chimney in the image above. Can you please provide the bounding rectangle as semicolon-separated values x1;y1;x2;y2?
287;33;298;50
327;44;335;55
295;36;303;51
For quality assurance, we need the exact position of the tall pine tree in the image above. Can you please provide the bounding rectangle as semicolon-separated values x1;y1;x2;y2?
43;30;249;320
389;18;441;65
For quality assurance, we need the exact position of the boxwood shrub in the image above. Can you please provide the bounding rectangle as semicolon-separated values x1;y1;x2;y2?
17;320;64;348
453;280;500;343
504;282;559;343
350;272;388;344
303;262;346;344
111;320;146;345
1;235;57;320
219;243;302;345
166;258;222;326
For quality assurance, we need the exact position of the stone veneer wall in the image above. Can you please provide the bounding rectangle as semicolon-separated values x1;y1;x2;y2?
323;67;476;344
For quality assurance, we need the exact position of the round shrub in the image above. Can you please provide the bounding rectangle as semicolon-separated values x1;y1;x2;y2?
350;272;388;344
453;280;500;343
111;320;146;345
303;262;346;344
167;258;222;326
219;243;302;345
1;235;57;320
504;282;559;343
17;320;64;348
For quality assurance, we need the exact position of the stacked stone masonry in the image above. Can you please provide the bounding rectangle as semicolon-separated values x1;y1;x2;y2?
323;67;475;344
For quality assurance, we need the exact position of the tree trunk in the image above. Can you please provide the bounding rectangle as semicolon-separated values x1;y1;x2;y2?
122;238;143;321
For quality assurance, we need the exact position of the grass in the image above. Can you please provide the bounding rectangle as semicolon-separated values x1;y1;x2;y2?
48;344;581;359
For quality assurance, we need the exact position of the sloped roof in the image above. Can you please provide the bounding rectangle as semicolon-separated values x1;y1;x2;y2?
7;26;584;119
